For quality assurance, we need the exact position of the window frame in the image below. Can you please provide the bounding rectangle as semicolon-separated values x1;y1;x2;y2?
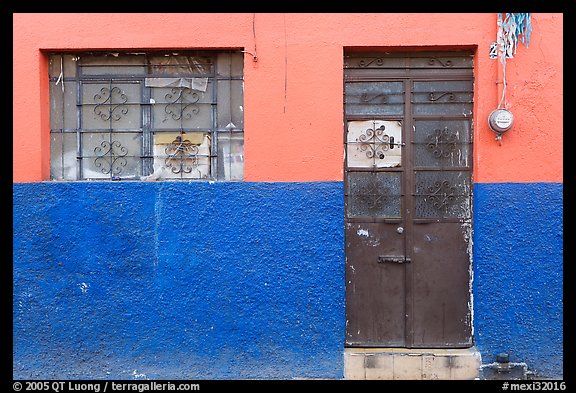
48;50;244;182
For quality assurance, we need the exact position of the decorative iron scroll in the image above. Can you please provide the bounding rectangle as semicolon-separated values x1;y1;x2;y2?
426;127;458;158
357;180;388;210
427;57;453;67
93;87;129;121
424;180;457;212
360;93;387;103
356;125;391;160
164;135;200;174
428;92;455;102
94;140;128;175
358;58;384;67
164;87;200;122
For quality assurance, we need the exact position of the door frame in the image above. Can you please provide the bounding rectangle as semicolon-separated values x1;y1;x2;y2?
343;50;475;348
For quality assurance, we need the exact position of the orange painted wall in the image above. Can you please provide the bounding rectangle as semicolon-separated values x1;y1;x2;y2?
13;13;563;183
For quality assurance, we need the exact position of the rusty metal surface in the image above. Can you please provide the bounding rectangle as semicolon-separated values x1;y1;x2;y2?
345;222;405;347
411;222;473;347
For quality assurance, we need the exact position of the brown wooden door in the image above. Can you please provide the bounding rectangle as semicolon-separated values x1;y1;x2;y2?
344;51;474;348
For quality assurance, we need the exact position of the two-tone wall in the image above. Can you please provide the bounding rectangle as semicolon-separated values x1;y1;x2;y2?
13;13;563;379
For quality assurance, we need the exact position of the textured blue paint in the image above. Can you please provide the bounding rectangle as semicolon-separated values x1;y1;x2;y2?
14;181;564;379
473;182;563;379
13;182;345;379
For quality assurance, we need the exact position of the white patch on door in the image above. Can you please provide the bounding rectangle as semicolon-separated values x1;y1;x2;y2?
346;120;402;168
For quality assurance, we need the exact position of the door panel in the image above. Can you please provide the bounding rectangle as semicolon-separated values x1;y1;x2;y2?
344;118;406;347
411;222;473;347
345;222;406;346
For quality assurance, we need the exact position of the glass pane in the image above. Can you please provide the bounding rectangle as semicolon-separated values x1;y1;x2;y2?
217;133;244;180
50;133;63;179
217;80;244;129
147;55;213;76
81;132;141;157
345;81;404;116
414;144;470;168
413;80;473;93
81;132;142;178
50;132;77;180
412;80;473;116
347;120;402;168
414;120;471;167
81;156;141;179
151;85;213;104
414;120;471;143
151;86;212;130
50;81;77;130
163;156;210;179
81;83;141;130
152;132;211;180
347;172;401;218
49;54;77;78
414;143;470;168
79;54;146;75
216;52;244;77
414;171;471;219
412;100;473;116
49;81;63;129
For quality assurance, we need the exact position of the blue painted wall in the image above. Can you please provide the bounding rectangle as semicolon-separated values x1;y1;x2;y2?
13;182;345;379
473;182;563;379
13;181;563;379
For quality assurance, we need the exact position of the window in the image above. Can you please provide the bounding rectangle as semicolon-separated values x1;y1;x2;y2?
49;51;244;181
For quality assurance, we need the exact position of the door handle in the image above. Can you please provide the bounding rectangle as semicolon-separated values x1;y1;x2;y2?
396;226;404;234
378;256;411;264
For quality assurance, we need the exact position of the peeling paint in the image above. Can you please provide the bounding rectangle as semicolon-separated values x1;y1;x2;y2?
132;369;147;379
367;238;380;247
79;283;89;294
461;220;474;336
357;228;369;237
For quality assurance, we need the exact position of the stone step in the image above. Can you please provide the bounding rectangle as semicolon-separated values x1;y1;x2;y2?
344;347;481;380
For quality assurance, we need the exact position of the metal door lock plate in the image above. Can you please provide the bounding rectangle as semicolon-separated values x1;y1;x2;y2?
378;256;411;264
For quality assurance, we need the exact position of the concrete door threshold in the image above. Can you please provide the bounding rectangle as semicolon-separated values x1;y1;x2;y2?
344;347;481;380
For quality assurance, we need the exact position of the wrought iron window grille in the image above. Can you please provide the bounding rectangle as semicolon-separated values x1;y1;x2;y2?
49;51;244;181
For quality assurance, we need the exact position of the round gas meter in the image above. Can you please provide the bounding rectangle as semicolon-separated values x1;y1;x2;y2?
488;108;514;134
